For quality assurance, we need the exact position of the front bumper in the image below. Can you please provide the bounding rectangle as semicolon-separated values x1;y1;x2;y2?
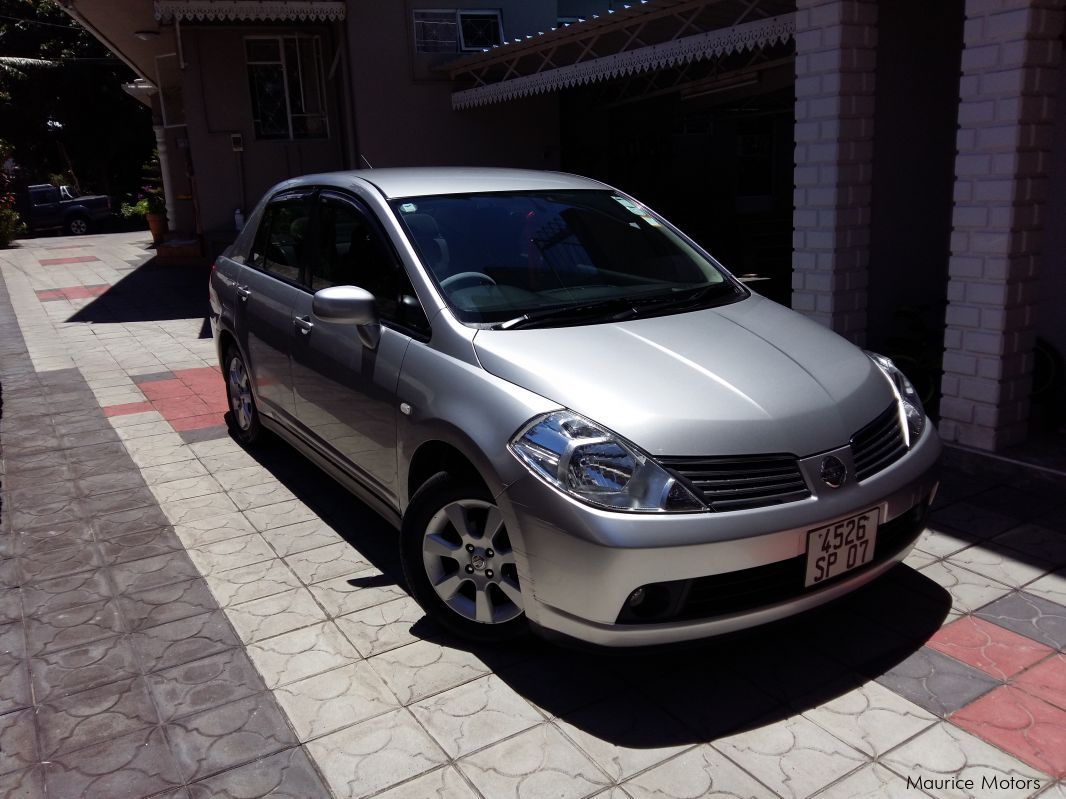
500;422;941;647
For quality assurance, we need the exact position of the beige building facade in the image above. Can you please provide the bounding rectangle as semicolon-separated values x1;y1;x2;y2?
63;0;1066;454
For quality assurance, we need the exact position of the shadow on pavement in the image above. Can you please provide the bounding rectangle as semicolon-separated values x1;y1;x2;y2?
233;418;952;748
65;255;214;336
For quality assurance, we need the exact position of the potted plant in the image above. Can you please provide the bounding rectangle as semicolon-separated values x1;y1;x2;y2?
121;185;167;244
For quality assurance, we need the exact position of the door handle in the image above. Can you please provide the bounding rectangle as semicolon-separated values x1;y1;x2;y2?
236;285;252;301
293;316;314;335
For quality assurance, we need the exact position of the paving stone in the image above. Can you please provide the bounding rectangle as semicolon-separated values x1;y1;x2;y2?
926;616;1054;681
285;541;373;585
44;725;183;799
0;707;39;775
98;525;184;565
26;598;125;655
875;647;1001;717
131;609;240;673
204;558;302;607
109;549;200;594
21;569;114;617
36;675;159;757
30;634;141;702
185;532;276;575
0;764;46;799
14;523;93;556
712;714;869;799
367;640;490;706
225;587;327;643
881;722;1045;799
74;467;149;498
373;766;476;799
148;647;266;721
165;692;298;782
975;591;1066;650
306;571;408;617
1013;653;1066;712
306;708;448;799
91;504;173;538
246;621;360;689
185;746;330;799
18;541;103;585
118;577;218;632
410;674;543;758
622;744;772;799
459;723;610;799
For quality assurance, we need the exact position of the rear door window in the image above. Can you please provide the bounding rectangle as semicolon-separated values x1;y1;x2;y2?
249;193;314;284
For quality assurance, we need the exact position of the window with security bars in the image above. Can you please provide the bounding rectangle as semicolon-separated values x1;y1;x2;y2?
245;36;328;140
414;10;503;53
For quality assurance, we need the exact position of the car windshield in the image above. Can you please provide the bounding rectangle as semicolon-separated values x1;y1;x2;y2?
390;189;741;327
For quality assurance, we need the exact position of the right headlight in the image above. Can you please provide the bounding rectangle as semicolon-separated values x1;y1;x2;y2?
866;352;925;446
509;410;704;512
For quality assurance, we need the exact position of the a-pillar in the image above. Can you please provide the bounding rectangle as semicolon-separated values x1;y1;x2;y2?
791;0;878;344
939;0;1063;451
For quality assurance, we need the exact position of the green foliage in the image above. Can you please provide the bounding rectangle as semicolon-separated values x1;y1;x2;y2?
0;0;153;199
0;205;25;247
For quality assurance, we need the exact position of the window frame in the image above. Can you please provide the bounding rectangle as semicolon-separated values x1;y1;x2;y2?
245;34;330;141
248;189;317;288
412;9;504;54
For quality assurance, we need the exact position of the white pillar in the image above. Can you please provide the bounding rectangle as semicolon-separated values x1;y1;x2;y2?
791;0;878;345
153;124;178;232
938;0;1064;451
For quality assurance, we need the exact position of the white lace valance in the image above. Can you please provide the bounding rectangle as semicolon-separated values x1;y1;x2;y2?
453;13;794;110
154;1;345;22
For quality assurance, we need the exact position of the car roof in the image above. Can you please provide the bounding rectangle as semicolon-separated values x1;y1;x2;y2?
282;167;608;200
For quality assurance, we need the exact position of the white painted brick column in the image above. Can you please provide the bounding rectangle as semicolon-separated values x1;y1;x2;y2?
939;0;1064;451
791;0;878;344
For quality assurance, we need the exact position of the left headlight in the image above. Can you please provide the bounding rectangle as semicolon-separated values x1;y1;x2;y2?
509;410;705;512
866;352;925;446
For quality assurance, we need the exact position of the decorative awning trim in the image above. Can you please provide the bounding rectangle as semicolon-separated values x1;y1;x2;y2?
154;1;345;23
452;12;793;110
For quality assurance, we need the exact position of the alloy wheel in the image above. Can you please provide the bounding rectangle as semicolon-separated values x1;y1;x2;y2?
421;499;523;624
227;355;254;431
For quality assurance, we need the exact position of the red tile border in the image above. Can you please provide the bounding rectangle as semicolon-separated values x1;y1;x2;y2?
928;616;1054;680
1014;654;1066;713
151;396;211;420
140;379;194;401
39;255;101;266
170;413;226;431
952;685;1066;779
103;401;155;417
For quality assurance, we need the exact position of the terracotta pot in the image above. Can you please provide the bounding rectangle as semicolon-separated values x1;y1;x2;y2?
146;212;167;244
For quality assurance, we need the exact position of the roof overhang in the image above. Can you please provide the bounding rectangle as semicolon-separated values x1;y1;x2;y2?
154;1;345;23
450;0;794;111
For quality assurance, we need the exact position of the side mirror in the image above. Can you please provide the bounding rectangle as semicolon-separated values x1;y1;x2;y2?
312;285;377;326
312;285;380;348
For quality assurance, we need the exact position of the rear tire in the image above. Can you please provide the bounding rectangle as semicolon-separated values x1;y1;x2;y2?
224;345;262;445
65;215;90;236
401;472;529;643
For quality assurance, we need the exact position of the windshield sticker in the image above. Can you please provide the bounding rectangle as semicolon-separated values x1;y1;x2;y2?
399;202;417;213
611;195;661;227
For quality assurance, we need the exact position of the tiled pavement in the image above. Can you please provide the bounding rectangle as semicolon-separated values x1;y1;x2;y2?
1;231;1065;799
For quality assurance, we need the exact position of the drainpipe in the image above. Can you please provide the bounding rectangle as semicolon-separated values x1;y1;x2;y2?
153;125;177;232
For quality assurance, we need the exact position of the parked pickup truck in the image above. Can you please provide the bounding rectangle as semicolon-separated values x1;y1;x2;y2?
18;184;111;235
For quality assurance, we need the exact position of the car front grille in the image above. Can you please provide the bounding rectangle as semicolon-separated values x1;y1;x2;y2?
657;454;810;512
615;502;928;624
851;404;908;482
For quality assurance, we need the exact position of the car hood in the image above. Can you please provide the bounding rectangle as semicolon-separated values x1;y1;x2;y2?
472;295;895;457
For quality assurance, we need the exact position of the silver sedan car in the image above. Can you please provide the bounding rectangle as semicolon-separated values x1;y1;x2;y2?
208;167;940;647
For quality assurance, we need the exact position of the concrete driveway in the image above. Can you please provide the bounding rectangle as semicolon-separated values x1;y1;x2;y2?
2;232;1065;799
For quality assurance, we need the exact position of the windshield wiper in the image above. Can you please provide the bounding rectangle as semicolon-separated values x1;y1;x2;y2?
625;282;738;318
493;297;642;330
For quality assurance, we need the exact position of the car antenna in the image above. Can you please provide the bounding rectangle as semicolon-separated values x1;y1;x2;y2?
360;154;374;169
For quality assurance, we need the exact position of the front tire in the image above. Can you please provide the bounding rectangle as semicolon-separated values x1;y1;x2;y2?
401;473;528;643
224;345;262;445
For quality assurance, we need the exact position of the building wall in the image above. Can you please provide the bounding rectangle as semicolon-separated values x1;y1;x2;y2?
1037;56;1066;363
179;25;348;232
346;2;561;172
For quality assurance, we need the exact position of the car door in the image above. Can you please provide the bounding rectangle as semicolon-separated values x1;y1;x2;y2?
30;186;62;229
235;190;314;423
290;190;427;503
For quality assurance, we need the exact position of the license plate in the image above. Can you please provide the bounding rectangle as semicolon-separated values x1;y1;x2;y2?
804;508;879;588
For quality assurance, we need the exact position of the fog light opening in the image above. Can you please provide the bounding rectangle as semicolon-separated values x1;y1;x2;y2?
627;587;646;608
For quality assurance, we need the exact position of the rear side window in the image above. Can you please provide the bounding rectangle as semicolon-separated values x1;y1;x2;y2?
250;196;313;284
30;187;59;205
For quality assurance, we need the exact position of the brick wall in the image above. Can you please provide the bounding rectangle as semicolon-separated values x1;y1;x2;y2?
791;0;879;343
939;0;1064;450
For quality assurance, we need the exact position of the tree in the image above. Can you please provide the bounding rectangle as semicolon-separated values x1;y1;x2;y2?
0;0;153;200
